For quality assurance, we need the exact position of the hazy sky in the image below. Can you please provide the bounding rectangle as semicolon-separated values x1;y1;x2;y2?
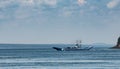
0;0;120;44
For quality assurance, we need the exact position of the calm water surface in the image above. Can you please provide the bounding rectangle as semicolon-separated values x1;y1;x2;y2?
0;44;120;69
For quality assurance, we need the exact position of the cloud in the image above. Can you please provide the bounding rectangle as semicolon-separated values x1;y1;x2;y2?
0;0;14;8
43;0;57;6
78;0;87;6
0;0;58;8
107;0;120;9
19;0;57;7
0;0;58;20
18;0;34;6
18;0;58;7
61;7;73;17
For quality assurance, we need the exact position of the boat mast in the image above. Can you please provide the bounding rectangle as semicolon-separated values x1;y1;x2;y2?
79;40;82;48
76;40;82;48
75;40;78;47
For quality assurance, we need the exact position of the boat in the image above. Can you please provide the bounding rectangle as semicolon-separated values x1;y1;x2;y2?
52;40;93;51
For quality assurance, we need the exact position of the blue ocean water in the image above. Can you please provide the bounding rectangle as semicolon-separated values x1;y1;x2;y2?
0;44;120;69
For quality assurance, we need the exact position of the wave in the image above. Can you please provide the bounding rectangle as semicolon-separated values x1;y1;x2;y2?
0;58;120;63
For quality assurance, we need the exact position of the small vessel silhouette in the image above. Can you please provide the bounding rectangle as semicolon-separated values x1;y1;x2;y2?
52;40;93;51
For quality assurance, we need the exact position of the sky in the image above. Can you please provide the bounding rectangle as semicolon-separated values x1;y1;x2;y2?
0;0;120;44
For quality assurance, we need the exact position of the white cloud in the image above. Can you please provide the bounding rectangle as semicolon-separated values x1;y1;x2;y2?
0;0;58;8
78;0;87;6
0;0;14;8
44;0;57;6
18;0;58;7
18;0;34;6
0;0;59;20
107;0;120;9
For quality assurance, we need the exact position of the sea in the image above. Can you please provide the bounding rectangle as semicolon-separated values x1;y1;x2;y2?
0;44;120;69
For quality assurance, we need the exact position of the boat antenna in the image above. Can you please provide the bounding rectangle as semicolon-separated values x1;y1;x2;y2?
75;40;79;47
75;40;82;48
79;40;82;48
